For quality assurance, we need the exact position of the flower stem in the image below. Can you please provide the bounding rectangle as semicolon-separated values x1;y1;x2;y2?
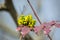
27;0;41;24
20;32;22;40
48;34;52;40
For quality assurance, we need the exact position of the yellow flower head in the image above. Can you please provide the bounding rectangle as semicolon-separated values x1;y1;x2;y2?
17;14;36;28
25;15;29;22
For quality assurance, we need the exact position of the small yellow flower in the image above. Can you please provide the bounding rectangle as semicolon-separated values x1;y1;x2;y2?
17;19;22;25
17;14;36;28
19;14;25;20
25;16;29;21
23;21;27;25
28;15;32;19
31;19;36;25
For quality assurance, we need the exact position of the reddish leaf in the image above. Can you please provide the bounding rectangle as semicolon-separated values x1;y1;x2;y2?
42;23;50;27
55;23;60;28
43;27;51;35
48;21;56;26
34;26;42;33
21;26;30;37
16;27;21;31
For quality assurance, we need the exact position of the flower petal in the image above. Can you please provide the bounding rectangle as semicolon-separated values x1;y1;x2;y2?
55;23;60;28
42;23;50;27
34;26;42;33
48;21;56;26
21;26;30;37
16;27;21;31
43;27;51;35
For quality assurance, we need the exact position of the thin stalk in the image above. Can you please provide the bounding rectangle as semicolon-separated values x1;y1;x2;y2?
20;32;22;40
48;34;52;40
27;0;41;24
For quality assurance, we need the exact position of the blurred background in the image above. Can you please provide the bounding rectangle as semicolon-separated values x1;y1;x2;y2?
0;0;60;40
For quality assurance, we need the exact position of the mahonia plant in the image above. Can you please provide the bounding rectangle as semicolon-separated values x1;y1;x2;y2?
17;14;36;28
17;14;36;37
16;14;60;37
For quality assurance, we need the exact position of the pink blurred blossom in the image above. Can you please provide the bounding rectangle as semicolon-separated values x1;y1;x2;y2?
16;21;60;37
55;23;60;28
43;27;51;35
16;27;21;31
34;26;42;33
21;26;30;37
48;21;56;26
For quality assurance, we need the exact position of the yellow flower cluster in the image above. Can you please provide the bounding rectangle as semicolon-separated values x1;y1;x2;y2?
17;14;36;28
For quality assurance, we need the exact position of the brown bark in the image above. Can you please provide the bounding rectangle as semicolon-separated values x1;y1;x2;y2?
5;0;18;26
0;0;18;26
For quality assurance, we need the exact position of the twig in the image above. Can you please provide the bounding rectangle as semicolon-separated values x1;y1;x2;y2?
48;34;52;40
20;32;23;40
27;0;52;40
27;0;41;24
